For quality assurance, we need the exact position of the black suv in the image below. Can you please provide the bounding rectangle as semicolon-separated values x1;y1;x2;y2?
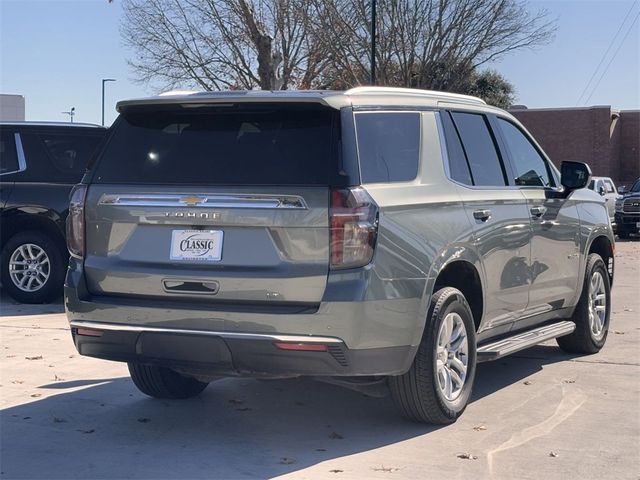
615;178;640;239
0;122;106;303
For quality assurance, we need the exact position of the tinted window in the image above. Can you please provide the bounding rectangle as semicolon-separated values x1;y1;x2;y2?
497;118;552;187
604;180;615;193
440;112;473;185
15;132;103;183
0;131;18;175
39;134;101;176
355;112;420;183
93;106;338;185
450;112;506;186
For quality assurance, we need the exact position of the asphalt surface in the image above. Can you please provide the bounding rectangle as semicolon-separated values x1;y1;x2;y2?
1;241;638;479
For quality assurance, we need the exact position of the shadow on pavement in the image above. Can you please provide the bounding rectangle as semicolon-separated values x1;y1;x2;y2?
1;344;580;479
0;291;64;317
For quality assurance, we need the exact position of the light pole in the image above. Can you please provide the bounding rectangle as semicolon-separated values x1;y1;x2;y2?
62;107;75;123
370;0;376;85
101;78;116;126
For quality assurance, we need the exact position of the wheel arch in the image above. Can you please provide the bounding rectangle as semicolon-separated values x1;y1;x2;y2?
587;234;614;286
0;210;67;254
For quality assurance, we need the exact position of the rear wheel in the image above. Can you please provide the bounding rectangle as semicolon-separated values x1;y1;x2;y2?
1;231;65;304
389;287;477;424
128;363;209;399
557;253;611;354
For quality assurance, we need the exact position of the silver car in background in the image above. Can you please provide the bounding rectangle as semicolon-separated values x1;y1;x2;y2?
65;87;614;424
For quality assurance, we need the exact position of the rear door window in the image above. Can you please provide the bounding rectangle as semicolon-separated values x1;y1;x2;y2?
39;133;102;177
450;112;506;186
496;118;553;187
0;131;19;175
92;105;340;186
355;112;420;183
440;111;473;185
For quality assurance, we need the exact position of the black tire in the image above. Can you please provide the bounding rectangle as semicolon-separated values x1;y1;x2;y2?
0;230;65;304
389;287;477;424
557;253;611;354
128;363;209;399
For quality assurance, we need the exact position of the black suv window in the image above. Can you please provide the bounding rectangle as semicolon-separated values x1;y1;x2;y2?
355;112;420;183
450;112;506;186
497;118;552;187
0;131;19;175
39;134;101;176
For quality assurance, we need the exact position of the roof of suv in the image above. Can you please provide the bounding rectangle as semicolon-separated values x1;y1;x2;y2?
0;121;104;129
116;87;488;112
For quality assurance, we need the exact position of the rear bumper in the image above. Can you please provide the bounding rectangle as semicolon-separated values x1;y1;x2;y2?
69;320;414;377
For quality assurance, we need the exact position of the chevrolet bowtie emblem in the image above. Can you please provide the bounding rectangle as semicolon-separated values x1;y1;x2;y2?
180;195;206;206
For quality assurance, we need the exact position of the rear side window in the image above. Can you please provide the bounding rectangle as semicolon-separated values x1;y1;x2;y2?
440;112;473;185
497;118;552;187
39;134;102;177
355;112;420;183
450;112;506;186
93;105;339;185
0;131;19;175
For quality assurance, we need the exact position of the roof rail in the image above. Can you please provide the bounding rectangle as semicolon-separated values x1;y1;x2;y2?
344;86;486;105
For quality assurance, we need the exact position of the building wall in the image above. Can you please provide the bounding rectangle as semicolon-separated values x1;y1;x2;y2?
510;106;639;186
0;94;26;121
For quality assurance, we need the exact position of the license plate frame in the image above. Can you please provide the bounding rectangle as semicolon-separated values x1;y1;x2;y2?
170;229;223;262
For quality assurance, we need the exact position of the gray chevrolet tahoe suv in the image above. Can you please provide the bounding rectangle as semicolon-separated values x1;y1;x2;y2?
65;87;614;424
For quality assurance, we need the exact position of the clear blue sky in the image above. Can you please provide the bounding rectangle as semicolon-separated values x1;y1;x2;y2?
1;0;638;126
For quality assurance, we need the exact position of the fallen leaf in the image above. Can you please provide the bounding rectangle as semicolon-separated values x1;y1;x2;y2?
549;451;559;458
228;399;244;405
68;355;75;358
372;465;400;472
137;418;151;423
53;338;60;341
30;393;42;398
53;417;66;423
11;380;24;384
77;429;95;434
523;380;532;385
280;457;296;465
23;417;31;420
54;374;64;381
316;448;327;452
5;355;16;358
25;356;43;361
457;453;478;460
235;407;252;412
329;469;343;474
563;380;576;384
329;432;344;440
612;330;625;335
473;425;487;431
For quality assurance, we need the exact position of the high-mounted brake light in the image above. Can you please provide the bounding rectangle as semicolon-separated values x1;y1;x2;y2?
330;187;378;270
67;184;87;258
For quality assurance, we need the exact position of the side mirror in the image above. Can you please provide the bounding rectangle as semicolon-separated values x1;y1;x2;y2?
618;186;627;194
598;185;606;196
561;161;591;192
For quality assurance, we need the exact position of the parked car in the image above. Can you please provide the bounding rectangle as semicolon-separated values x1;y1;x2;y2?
0;122;106;303
615;178;640;239
588;176;619;229
65;88;614;424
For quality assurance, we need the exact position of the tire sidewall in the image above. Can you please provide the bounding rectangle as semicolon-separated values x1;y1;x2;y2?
1;231;65;304
583;254;611;349
426;289;477;417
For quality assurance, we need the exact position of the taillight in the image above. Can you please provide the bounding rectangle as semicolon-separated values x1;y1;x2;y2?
67;184;87;258
330;187;378;269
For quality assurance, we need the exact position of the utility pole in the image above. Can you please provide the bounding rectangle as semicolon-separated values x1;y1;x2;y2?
101;78;116;126
62;107;75;123
370;0;377;85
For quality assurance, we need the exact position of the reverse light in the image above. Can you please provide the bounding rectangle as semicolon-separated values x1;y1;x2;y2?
330;187;378;270
67;184;87;258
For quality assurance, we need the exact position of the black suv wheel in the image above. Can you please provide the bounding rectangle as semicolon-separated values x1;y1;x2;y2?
1;231;65;304
128;363;209;399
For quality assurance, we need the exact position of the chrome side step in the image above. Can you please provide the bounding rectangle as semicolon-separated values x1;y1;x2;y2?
477;321;576;362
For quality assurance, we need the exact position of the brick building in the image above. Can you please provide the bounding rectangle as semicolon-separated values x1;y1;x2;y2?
510;106;639;187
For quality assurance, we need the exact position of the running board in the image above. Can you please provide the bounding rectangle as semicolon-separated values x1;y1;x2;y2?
477;321;576;362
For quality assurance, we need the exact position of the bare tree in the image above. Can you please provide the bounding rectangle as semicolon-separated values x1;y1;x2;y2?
122;0;320;90
122;0;555;94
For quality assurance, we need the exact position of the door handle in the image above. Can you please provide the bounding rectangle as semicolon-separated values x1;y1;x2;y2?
473;209;492;221
530;206;547;218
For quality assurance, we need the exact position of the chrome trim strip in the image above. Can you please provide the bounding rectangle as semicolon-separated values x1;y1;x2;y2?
98;193;308;209
14;133;26;172
70;321;343;344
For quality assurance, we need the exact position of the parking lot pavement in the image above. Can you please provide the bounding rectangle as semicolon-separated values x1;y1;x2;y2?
1;241;638;480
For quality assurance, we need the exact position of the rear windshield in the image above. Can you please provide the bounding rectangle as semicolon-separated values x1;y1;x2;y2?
92;105;340;185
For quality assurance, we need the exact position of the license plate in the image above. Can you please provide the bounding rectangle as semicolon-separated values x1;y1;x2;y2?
170;230;223;262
